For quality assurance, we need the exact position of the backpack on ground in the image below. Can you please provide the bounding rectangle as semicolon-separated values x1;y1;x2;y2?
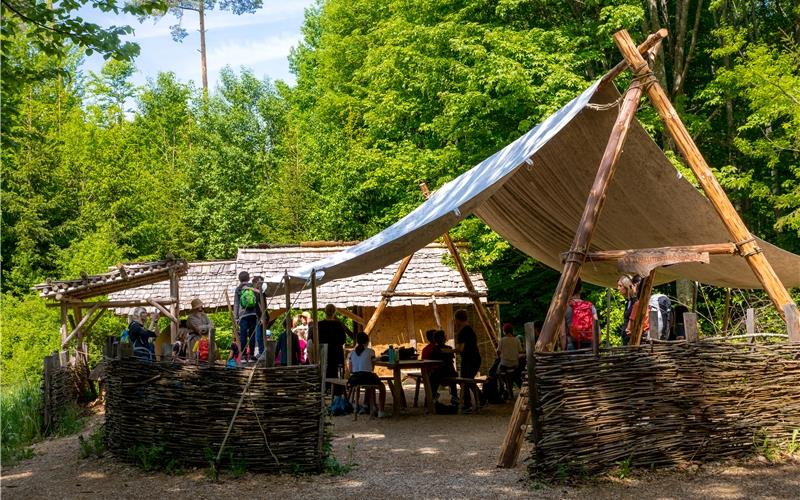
197;337;209;362
239;287;257;309
648;294;672;340
569;299;594;343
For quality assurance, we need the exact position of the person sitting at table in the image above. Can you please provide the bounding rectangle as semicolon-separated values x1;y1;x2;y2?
347;332;386;418
420;329;436;360
429;330;458;406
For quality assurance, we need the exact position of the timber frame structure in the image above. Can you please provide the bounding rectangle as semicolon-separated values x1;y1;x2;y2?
33;258;189;365
363;182;499;348
498;28;800;469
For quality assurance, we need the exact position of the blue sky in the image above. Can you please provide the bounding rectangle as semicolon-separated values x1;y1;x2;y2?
81;0;317;90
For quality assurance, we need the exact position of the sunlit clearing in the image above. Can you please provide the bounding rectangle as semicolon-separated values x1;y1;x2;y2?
339;480;365;488
2;472;32;480
416;447;440;455
471;469;492;477
346;432;385;441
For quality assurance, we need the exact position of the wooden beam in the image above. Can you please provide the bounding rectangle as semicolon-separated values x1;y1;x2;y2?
420;182;499;349
60;302;68;346
683;312;699;342
46;299;175;309
61;303;102;349
784;304;800;343
268;308;288;322
630;269;656;346
364;254;414;334
382;291;488;298
536;76;647;352
169;269;180;343
600;28;669;84
577;243;737;262
146;298;178;324
284;271;292;365
311;269;319;364
613;28;798;327
338;308;365;326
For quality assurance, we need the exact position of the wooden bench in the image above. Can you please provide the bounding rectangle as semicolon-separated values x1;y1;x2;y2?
348;383;383;421
405;372;424;407
442;377;481;413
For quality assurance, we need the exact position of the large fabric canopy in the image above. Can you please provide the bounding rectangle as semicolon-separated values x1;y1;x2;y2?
270;79;800;291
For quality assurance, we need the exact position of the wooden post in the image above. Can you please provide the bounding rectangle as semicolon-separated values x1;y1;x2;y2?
536;77;646;352
169;269;180;343
630;269;656;346
209;325;216;367
613;28;798;327
648;310;660;341
60;302;68;348
311;268;319;364
785;304;800;342
497;323;537;468
683;312;699;342
605;288;612;348
746;308;755;337
420;182;498;348
73;305;83;363
42;355;52;432
317;343;328;459
364;254;413;334
62;303;102;349
284;271;292;365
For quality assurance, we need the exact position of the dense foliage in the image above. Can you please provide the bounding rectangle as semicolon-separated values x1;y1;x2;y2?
2;0;799;389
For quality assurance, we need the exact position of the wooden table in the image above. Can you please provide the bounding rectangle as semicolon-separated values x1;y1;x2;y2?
375;359;441;417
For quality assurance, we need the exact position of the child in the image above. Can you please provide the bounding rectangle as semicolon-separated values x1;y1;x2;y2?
346;333;386;418
227;337;242;368
192;330;218;364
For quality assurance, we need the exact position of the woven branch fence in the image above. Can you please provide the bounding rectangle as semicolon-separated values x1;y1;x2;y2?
105;360;324;473
527;342;800;476
40;352;82;433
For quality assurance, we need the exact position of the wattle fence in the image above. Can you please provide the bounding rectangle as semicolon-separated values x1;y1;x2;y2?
527;342;800;476
104;359;325;473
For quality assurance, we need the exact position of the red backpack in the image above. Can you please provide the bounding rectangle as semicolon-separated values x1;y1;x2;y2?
197;338;209;361
569;299;594;342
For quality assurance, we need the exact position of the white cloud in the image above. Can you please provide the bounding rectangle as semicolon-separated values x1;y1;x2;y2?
206;34;302;73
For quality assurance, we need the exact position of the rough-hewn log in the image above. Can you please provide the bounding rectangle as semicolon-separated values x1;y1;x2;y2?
338;308;365;326
576;243;737;262
536;77;646;352
61;303;101;349
613;29;799;332
364;255;414;334
381;291;488;298
601;28;669;83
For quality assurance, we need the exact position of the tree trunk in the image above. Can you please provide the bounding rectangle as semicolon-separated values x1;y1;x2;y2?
199;0;208;93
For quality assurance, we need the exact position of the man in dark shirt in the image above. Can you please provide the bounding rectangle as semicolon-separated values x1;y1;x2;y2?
454;309;482;410
317;303;348;395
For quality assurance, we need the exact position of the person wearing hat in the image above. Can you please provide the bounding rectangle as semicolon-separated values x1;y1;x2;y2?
187;298;214;360
497;323;524;387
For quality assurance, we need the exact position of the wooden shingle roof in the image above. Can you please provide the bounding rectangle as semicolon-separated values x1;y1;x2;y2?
108;244;487;315
33;260;188;300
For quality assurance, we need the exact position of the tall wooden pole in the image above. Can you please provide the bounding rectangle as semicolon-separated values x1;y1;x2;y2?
284;271;292;365
535;78;646;352
420;182;499;348
169;269;180;344
364;255;413;334
311;268;319;364
613;29;799;333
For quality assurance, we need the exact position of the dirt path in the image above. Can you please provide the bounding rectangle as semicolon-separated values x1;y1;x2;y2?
2;403;798;499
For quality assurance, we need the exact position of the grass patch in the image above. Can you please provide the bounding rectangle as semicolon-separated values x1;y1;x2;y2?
78;425;105;459
321;425;357;476
1;381;43;466
127;443;181;473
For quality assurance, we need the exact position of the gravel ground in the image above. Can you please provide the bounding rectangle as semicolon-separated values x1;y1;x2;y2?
2;391;799;499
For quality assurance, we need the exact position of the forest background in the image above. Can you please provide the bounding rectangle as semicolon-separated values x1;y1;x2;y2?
1;0;799;428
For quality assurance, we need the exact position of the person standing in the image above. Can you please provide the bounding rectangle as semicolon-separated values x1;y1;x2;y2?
251;275;266;358
616;274;639;345
234;271;260;362
317;304;348;394
497;323;524;386
453;309;481;411
128;307;158;361
564;278;599;351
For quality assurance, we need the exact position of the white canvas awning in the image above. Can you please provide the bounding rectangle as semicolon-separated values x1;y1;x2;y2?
269;78;800;292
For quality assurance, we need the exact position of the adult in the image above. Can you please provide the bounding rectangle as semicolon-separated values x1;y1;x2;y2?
275;318;302;366
317;304;348;395
420;329;436;360
564;278;599;351
347;332;386;418
234;271;260;363
616;274;639;345
428;330;458;405
497;323;524;386
188;298;214;337
251;275;266;358
453;309;481;411
128;307;158;361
